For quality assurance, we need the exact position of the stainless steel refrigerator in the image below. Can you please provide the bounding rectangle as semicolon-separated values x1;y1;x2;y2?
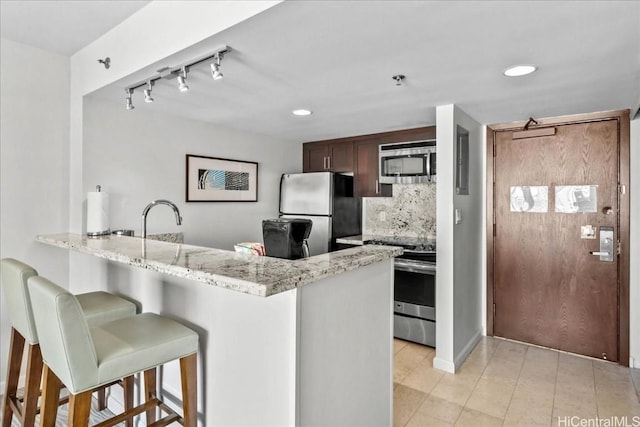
279;172;361;256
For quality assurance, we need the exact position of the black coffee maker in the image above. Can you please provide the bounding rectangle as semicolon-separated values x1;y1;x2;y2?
262;218;312;260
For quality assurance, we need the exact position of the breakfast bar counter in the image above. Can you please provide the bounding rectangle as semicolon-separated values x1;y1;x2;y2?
36;233;401;296
37;232;400;426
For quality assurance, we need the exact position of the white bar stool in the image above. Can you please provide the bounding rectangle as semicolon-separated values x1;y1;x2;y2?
28;275;199;427
0;258;137;427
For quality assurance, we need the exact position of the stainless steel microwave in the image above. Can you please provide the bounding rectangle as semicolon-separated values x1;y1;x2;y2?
379;140;436;184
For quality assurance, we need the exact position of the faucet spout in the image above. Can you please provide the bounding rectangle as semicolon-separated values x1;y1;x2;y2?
141;199;182;239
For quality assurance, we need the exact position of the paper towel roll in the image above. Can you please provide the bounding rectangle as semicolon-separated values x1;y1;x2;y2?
87;190;110;236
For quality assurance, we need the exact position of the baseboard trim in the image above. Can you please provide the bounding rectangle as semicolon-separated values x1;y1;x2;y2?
454;329;482;371
433;357;455;373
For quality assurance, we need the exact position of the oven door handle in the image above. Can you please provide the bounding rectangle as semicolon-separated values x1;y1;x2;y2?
395;259;436;275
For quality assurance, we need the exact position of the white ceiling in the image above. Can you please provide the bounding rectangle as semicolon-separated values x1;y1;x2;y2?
3;1;640;142
0;0;149;56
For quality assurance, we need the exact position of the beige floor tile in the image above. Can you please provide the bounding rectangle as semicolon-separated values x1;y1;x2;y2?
430;372;479;406
465;341;498;367
395;342;432;383
395;338;409;355
593;362;639;406
595;395;640;417
394;384;428;427
553;382;598;420
410;394;463;425
456;353;489;377
494;339;528;358
406;414;454;427
553;406;598;423
504;407;551;427
465;376;516;419
518;347;558;385
482;356;524;382
401;354;445;394
632;367;640;402
557;352;594;377
512;379;554;406
454;407;503;427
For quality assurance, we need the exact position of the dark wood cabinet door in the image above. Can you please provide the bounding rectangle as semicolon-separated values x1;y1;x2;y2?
303;142;329;172
328;141;353;173
354;140;388;197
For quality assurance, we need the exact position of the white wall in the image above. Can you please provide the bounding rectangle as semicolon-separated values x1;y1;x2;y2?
83;96;300;249
0;39;70;385
433;105;483;372
451;108;484;362
434;105;455;372
630;116;639;368
69;1;281;235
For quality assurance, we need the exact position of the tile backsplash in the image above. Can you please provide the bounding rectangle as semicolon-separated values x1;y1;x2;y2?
363;184;436;238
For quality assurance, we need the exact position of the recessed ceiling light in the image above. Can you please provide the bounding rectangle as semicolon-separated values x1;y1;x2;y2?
503;64;538;77
292;109;312;116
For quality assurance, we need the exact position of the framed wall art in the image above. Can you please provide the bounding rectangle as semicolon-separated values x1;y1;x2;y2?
186;154;258;202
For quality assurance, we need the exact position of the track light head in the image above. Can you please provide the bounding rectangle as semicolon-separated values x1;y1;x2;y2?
210;63;223;80
144;89;154;103
177;67;190;92
144;81;154;103
125;88;134;110
210;53;223;80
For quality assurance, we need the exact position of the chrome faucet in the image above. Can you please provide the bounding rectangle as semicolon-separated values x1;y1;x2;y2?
141;199;182;239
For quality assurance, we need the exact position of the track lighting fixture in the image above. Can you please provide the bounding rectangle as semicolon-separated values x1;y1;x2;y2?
125;88;134;110
124;45;232;110
210;53;224;80
144;81;154;103
177;67;190;92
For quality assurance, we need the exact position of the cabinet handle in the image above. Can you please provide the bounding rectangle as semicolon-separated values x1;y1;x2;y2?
327;156;331;170
323;157;327;169
376;179;380;194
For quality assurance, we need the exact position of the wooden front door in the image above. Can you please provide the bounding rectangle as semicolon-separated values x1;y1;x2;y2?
489;111;629;362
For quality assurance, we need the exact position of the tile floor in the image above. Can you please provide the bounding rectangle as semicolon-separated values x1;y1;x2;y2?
394;337;640;427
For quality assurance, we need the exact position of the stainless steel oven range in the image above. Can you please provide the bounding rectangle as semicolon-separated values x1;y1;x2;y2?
370;237;436;347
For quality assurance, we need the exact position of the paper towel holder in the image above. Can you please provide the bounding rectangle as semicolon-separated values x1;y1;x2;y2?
87;185;111;237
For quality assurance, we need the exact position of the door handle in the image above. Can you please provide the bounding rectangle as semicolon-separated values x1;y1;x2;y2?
592;226;614;262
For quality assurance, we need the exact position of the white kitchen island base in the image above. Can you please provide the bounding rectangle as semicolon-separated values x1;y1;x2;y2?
39;235;398;426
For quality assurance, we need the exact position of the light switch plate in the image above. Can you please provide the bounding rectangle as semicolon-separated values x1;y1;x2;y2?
581;225;596;239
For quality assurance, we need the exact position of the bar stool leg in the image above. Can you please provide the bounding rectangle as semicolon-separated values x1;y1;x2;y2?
96;388;107;410
122;375;134;427
144;368;157;423
40;365;62;427
2;328;24;427
67;390;92;427
180;353;197;427
22;343;44;426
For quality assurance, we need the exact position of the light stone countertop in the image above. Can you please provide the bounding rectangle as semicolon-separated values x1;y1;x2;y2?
336;235;374;245
36;233;403;297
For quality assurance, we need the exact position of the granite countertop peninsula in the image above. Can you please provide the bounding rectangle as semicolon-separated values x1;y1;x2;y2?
336;234;436;247
36;233;403;297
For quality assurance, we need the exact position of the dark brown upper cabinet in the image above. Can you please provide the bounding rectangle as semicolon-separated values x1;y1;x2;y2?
302;126;436;198
302;140;353;173
353;139;391;197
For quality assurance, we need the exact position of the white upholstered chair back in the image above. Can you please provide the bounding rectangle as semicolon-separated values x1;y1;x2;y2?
28;276;99;393
1;258;39;344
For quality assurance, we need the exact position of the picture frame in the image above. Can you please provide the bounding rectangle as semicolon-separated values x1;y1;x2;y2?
185;154;258;202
